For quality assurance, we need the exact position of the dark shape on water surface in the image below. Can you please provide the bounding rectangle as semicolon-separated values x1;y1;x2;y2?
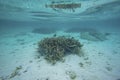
32;27;57;34
45;2;81;12
37;36;83;64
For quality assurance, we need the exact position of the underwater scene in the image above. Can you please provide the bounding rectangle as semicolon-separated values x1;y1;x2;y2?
0;0;120;80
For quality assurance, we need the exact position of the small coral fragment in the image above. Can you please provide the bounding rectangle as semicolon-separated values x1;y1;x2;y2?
105;67;112;71
66;71;77;80
79;62;84;67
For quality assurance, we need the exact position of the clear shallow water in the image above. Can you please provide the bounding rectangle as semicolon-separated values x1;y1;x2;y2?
0;0;120;21
0;0;120;32
0;0;120;80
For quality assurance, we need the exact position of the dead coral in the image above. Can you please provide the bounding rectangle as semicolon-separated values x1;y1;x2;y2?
9;66;22;79
0;77;4;80
38;36;83;64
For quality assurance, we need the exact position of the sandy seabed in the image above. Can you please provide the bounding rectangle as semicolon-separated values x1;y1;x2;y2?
0;28;120;80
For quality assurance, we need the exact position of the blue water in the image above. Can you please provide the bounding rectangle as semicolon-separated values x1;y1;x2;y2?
0;0;120;80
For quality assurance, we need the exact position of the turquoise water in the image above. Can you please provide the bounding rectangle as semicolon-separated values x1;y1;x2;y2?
0;0;120;80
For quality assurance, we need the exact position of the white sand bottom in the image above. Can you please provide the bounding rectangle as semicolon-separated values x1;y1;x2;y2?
0;28;120;80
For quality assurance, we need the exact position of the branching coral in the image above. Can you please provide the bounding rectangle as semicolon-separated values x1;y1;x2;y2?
38;36;83;64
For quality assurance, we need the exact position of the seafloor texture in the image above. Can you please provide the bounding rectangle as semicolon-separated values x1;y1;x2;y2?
0;28;120;80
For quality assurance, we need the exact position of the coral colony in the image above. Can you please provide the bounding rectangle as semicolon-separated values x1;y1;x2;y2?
38;36;83;64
